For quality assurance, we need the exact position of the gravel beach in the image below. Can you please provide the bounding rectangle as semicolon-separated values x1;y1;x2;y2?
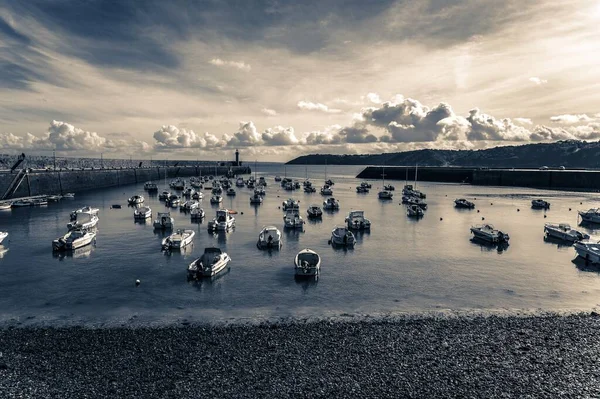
1;313;600;398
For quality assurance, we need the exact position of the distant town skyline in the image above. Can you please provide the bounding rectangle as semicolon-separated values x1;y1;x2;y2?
1;0;600;161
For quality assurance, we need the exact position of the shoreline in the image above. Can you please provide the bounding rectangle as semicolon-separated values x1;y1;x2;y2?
2;313;600;398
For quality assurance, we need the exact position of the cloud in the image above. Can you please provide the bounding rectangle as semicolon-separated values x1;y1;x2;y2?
209;58;251;71
153;125;222;149
222;121;263;147
529;77;548;85
549;114;594;124
303;125;344;145
261;108;277;116
297;101;341;113
513;118;533;125
365;93;382;104
261;126;300;146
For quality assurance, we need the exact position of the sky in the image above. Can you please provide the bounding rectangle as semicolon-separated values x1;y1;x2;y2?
1;0;600;162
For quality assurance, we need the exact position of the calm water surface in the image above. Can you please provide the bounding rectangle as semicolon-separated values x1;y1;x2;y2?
2;163;600;326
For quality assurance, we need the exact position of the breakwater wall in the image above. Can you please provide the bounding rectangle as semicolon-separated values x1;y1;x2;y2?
0;166;251;199
357;166;600;191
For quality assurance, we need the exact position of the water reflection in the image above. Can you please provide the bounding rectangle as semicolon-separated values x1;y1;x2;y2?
0;245;8;259
284;228;303;241
470;238;509;253
572;256;600;273
543;235;573;249
294;274;319;292
187;266;231;289
52;244;95;260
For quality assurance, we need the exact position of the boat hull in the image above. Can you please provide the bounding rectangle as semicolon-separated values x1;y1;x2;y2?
574;243;600;264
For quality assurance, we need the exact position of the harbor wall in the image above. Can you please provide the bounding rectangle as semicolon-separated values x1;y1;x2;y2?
357;166;600;191
0;166;251;199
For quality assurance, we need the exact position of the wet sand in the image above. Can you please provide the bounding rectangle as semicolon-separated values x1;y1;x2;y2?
1;313;599;398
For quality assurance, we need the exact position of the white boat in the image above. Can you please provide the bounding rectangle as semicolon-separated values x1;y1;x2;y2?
455;198;475;209
210;195;223;204
257;226;282;249
226;188;236;196
360;182;372;189
53;229;96;251
159;191;172;200
470;224;510;243
171;178;185;190
70;206;99;220
208;209;236;231
192;191;204;200
544;223;589;242
402;184;426;199
284;182;294;191
346;210;371;230
331;226;356;247
283;207;304;229
407;204;424;217
532;199;550;209
188;247;231;278
236;177;245;187
62;193;75;198
0;202;12;210
250;192;263;204
320;185;333;195
190;207;205;221
356;186;369;193
128;195;145;205
181;200;199;211
162;229;195;249
182;187;196;197
384;184;395;191
47;195;62;202
31;198;48;206
168;195;181;207
133;206;152;220
378;190;393;200
144;181;158;191
323;197;340;210
67;212;99;231
153;212;174;230
578;208;600;224
307;205;323;218
574;240;600;264
274;176;282;182
294;248;321;277
282;198;299;210
0;231;7;245
254;187;266;196
11;199;32;207
403;196;428;210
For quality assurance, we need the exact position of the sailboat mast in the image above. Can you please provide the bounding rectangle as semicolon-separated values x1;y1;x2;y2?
415;164;418;189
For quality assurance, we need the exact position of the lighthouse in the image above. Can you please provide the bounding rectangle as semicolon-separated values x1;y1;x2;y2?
235;149;240;166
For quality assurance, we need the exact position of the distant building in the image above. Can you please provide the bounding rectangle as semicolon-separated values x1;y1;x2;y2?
229;149;242;166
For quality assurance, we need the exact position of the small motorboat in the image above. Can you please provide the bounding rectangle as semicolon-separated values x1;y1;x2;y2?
162;229;195;250
46;195;62;202
323;197;340;210
246;180;255;189
153;212;174;230
250;192;263;204
0;231;8;245
470;224;510;243
133;206;152;220
307;205;323;218
158;190;172;200
226;188;236;196
383;184;395;191
360;182;372;189
531;199;550;209
258;177;267;187
208;209;236;231
304;185;317;193
274;176;282;182
168;195;181;207
11;199;33;207
406;204;424;217
455;198;475;209
128;195;145;205
402;184;426;199
144;181;158;191
284;182;294;191
325;179;334;186
544;223;589;242
236;177;245;187
294;248;321;277
170;178;185;190
356;186;369;193
0;202;12;210
187;247;231;279
254;187;266;196
70;206;99;221
182;187;196;197
282;198;299;210
330;226;356;247
378;190;393;200
578;208;600;224
190;207;205;221
257;226;282;249
210;195;223;204
31;198;48;206
192;191;204;200
320;185;333;195
403;196;428;210
346;210;371;230
53;229;96;251
67;213;99;231
62;193;75;198
283;208;304;229
574;240;600;264
181;200;199;211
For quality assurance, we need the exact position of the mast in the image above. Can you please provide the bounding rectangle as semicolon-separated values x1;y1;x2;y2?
382;164;386;188
415;164;418;189
254;159;257;180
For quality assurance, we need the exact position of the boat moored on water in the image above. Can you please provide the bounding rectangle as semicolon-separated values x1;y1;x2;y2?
68;212;99;231
11;199;33;207
144;181;158;191
208;209;236;231
128;195;145;205
304;185;317;193
283;207;304;229
0;202;12;210
47;195;62;202
455;198;475;209
257;226;282;249
133;206;152;220
62;193;75;199
578;208;600;224
544;223;589;242
407;204;424;217
159;191;172;200
162;229;195;250
294;248;321;277
153;212;174;230
53;229;96;251
70;206;99;220
190;207;205;221
192;191;203;200
274;176;282;182
323;197;340;210
226;188;236;196
574;240;600;264
188;247;232;279
307;204;323;218
0;231;8;244
236;177;245;187
170;178;185;190
181;200;199;211
168;195;181;207
345;210;371;230
182;187;196;197
470;224;510;243
325;179;334;186
31;198;48;206
330;226;356;247
378;190;393;200
403;196;428;210
384;184;395;191
210;195;223;204
250;192;263;204
531;199;550;209
282;198;299;210
356;185;369;193
320;185;333;195
402;184;426;199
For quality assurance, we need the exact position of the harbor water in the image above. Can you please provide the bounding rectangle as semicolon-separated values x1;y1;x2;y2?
1;163;600;326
